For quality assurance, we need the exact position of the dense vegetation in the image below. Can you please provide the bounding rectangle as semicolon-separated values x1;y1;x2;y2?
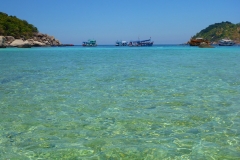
192;21;240;42
0;12;38;39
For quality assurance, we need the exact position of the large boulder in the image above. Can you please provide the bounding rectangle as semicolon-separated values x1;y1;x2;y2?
52;41;59;46
32;41;46;47
10;39;32;47
49;36;55;41
26;39;34;45
36;33;44;37
43;40;50;45
9;39;24;47
0;36;6;48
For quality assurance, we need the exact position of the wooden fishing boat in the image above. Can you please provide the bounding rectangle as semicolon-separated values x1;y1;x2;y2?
188;38;210;46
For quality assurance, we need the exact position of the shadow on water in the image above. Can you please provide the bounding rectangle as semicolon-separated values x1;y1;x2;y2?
0;68;45;84
1;75;24;84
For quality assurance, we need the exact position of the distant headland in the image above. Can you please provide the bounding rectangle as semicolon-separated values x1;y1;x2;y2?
0;12;65;48
189;21;240;44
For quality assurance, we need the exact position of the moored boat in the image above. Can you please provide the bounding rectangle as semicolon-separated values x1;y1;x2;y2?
115;40;128;46
219;39;235;46
82;39;97;47
188;38;210;46
128;38;153;47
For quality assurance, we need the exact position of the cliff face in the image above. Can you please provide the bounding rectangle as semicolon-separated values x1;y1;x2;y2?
0;12;61;47
192;21;240;44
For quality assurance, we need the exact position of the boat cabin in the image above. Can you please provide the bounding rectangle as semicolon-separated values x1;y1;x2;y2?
82;39;97;47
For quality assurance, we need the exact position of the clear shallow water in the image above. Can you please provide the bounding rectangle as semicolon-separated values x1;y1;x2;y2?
0;45;240;159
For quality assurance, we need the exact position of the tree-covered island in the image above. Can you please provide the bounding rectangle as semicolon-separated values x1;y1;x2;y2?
190;21;240;44
0;12;61;48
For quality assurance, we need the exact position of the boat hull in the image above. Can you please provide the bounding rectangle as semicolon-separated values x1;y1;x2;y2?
128;41;154;47
82;44;97;47
218;39;235;46
219;44;235;46
128;38;153;47
219;43;235;46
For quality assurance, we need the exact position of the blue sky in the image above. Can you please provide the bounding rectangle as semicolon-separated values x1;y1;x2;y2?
1;0;240;44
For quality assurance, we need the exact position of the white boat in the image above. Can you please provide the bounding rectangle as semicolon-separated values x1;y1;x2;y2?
115;40;128;46
219;39;235;46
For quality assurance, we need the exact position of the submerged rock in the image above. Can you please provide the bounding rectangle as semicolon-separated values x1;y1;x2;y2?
199;42;214;48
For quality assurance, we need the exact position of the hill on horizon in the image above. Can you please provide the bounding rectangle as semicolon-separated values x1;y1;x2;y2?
191;21;240;43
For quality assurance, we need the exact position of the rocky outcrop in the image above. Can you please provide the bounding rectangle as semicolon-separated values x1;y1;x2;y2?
2;33;61;47
32;33;61;46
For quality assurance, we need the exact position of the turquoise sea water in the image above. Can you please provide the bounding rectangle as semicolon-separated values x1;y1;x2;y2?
0;45;240;159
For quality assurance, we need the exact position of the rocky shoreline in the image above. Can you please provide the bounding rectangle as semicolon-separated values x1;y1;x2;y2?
0;33;64;48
